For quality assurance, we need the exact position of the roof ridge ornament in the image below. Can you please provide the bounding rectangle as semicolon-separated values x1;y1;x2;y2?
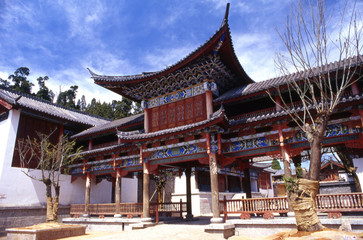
87;68;100;77
221;3;230;27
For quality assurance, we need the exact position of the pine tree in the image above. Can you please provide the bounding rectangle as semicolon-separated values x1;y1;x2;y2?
271;159;281;170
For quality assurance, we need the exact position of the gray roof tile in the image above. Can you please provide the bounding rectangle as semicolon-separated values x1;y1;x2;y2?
0;87;109;126
215;55;363;102
72;113;144;139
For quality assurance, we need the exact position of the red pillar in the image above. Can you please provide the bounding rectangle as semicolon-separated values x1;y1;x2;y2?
88;139;93;150
206;90;213;119
114;168;122;218
278;124;292;178
84;172;91;217
144;108;151;133
142;162;151;220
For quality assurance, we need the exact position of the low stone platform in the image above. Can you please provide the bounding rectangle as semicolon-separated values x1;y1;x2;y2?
6;224;86;240
62;217;153;232
204;223;235;239
227;216;363;238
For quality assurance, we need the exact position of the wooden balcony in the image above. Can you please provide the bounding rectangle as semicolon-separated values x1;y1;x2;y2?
70;200;187;223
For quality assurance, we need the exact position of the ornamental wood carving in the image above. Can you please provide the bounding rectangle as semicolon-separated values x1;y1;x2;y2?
150;94;206;132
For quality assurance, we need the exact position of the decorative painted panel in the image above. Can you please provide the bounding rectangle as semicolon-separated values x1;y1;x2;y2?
119;157;139;167
145;81;216;109
89;162;113;172
226;137;278;153
286;124;361;143
70;167;83;175
146;144;205;161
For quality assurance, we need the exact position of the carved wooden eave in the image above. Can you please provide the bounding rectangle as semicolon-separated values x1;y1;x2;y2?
117;107;228;143
89;4;253;102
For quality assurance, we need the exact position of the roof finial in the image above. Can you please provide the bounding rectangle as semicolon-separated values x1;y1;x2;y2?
221;3;230;27
87;68;99;77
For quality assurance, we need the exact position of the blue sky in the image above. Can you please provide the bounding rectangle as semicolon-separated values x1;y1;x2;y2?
0;0;360;103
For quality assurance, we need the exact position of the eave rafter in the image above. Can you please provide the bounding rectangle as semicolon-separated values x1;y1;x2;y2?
94;55;238;101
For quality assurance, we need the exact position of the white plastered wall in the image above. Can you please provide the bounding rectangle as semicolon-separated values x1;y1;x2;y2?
121;176;138;203
172;173;201;216
0;109;138;206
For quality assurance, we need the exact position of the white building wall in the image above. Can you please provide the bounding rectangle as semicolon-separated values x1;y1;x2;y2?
172;173;201;216
0;109;138;207
121;176;138;203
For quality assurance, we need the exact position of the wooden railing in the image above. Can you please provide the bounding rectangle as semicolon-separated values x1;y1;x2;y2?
220;192;363;220
70;200;187;223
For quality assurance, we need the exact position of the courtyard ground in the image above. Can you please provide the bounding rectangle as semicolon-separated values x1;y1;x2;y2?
59;217;363;240
2;217;362;239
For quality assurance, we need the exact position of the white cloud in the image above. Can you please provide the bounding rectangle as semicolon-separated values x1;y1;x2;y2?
234;33;280;81
142;46;196;72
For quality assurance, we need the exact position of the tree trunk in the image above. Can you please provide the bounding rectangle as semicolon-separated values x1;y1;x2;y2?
44;180;54;222
335;145;362;192
53;185;60;221
288;179;325;231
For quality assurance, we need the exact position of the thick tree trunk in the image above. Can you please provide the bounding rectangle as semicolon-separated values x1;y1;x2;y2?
44;180;54;222
53;185;60;221
288;179;325;231
291;119;327;231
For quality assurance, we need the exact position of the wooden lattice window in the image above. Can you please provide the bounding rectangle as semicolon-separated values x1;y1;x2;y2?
160;107;167;128
177;104;184;122
168;104;175;127
152;111;159;128
185;101;193;120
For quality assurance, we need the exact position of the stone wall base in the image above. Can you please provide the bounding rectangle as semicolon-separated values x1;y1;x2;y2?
0;206;70;236
6;224;86;240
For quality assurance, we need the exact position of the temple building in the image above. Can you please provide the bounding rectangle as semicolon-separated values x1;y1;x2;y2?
0;4;362;229
68;4;363;222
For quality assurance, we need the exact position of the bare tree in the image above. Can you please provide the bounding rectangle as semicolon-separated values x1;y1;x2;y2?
269;0;362;231
17;129;82;222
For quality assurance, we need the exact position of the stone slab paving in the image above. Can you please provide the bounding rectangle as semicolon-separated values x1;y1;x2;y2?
59;217;224;240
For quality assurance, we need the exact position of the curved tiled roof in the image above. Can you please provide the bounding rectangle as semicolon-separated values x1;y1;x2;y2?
229;92;362;125
0;86;109;126
90;4;253;101
117;107;227;141
72;113;144;139
215;55;363;103
78;143;130;157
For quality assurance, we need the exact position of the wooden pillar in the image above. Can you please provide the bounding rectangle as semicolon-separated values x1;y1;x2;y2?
206;90;213;119
243;168;252;198
225;174;229;192
352;81;359;95
142;162;151;220
185;166;193;220
209;153;222;222
275;95;282;111
278;124;292;178
239;176;243;193
83;172;91;217
114;169;122;218
88;139;92;150
144;108;151;133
